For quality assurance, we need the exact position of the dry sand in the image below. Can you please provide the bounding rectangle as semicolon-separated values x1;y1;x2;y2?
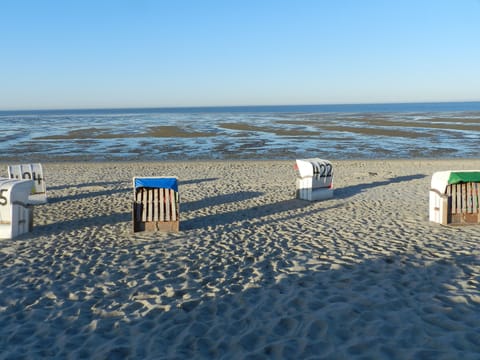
0;159;479;359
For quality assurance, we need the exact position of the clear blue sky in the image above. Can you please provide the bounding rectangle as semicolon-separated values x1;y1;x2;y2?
1;0;479;110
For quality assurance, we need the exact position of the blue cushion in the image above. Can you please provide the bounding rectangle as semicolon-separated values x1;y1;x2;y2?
134;178;178;192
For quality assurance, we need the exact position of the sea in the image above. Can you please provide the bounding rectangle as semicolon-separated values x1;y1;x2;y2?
1;102;479;162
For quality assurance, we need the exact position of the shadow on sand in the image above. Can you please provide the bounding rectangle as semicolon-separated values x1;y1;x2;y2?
334;174;427;199
2;239;477;358
181;174;428;230
33;174;427;234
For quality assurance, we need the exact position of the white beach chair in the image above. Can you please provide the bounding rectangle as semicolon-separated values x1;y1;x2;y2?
7;163;47;204
295;158;334;201
133;177;180;232
0;178;35;239
429;170;480;225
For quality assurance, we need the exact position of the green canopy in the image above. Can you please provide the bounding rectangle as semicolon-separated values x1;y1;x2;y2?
447;171;480;185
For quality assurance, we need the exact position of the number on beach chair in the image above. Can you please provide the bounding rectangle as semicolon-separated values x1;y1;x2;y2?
295;158;334;201
0;178;34;239
7;163;47;204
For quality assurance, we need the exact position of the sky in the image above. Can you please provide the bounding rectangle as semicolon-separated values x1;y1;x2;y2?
1;0;480;110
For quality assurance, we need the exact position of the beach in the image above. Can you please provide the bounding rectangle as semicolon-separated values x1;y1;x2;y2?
0;159;479;359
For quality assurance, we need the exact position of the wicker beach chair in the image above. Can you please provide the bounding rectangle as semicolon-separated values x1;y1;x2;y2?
295;158;334;201
429;170;480;225
133;177;179;232
0;178;34;239
7;163;47;204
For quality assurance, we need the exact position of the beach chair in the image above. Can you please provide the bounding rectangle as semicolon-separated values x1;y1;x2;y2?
295;158;334;201
429;170;480;225
0;178;35;239
133;177;180;232
7;163;47;204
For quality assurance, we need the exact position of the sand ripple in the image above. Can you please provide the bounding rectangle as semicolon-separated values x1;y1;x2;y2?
0;159;479;359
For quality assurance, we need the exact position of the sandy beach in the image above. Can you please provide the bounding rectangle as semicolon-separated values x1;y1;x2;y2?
0;159;479;359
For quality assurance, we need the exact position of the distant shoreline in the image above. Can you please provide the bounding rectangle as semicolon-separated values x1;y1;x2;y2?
2;100;480;114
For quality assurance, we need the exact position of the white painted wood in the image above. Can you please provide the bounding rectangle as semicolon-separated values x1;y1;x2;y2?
429;190;447;224
295;159;334;202
0;178;34;239
8;163;47;204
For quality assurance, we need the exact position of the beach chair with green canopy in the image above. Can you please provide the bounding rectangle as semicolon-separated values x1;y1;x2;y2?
429;170;480;225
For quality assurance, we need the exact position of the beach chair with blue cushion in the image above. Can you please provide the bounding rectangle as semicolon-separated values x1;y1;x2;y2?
8;163;47;204
429;170;480;225
133;177;180;232
0;178;35;239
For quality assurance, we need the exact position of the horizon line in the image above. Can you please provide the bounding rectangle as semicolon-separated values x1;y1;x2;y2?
2;100;480;113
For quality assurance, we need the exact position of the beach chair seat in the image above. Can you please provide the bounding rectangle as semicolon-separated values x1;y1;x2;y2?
429;170;480;225
133;177;179;232
0;178;35;239
7;163;47;204
295;158;334;201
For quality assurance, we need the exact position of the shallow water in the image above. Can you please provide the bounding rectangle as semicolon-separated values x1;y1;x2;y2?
1;104;480;161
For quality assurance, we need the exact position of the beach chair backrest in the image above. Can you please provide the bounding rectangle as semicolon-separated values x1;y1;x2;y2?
429;170;480;225
132;177;179;232
295;158;334;201
7;163;47;204
0;178;34;239
295;158;333;180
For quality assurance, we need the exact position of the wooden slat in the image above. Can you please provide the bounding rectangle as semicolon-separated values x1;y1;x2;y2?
462;183;467;213
162;188;165;220
136;190;142;221
170;189;177;221
165;189;171;221
457;184;461;214
456;184;460;214
472;182;476;212
475;182;479;213
147;188;152;221
467;182;472;213
138;188;143;221
451;185;455;214
141;189;147;222
441;196;448;225
141;189;146;221
159;188;164;221
447;185;455;214
473;182;477;213
477;182;480;212
153;188;159;221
